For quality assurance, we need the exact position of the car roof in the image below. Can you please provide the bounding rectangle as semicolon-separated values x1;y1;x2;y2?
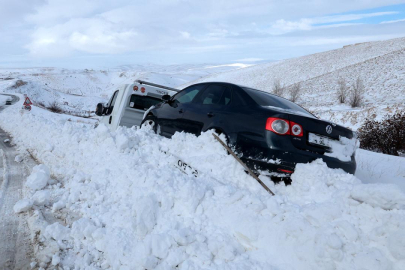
188;81;270;95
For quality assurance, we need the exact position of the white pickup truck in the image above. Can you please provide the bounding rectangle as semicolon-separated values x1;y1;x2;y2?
95;80;179;130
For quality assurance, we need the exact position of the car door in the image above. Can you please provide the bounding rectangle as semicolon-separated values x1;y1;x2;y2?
181;84;232;135
157;84;206;137
101;90;119;127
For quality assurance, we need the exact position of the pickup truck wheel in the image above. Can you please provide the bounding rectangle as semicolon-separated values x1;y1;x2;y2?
141;116;157;133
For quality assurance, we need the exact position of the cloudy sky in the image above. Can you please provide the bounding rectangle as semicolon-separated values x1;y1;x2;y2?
1;0;405;68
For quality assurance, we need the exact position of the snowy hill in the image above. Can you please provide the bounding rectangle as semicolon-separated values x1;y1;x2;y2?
0;63;252;116
189;37;405;129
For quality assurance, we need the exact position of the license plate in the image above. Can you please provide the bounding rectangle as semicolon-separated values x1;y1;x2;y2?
308;133;333;148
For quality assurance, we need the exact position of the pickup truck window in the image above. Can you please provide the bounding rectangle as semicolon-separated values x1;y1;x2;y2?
105;90;119;115
129;95;161;110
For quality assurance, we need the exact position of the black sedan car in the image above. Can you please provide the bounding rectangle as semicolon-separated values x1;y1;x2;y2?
142;82;357;175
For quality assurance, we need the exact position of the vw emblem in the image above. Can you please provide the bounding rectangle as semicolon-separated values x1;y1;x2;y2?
326;125;333;134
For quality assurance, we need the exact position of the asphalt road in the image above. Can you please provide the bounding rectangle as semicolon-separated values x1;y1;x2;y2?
0;94;33;270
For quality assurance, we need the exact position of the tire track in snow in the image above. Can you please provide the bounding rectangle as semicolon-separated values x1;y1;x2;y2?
0;94;33;270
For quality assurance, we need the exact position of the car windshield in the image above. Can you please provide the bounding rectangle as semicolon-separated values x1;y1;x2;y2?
243;87;315;118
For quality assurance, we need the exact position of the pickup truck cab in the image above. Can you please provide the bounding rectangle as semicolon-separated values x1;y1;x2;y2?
95;80;179;130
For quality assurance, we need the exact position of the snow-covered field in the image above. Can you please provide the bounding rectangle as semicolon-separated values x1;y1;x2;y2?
0;63;252;113
2;98;405;270
0;37;404;269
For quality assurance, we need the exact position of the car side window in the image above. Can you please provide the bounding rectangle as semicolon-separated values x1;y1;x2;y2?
195;85;231;105
105;90;119;115
173;85;205;104
219;87;232;105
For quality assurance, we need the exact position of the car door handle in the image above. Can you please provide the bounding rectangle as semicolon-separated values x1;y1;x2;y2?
207;112;215;118
179;109;184;114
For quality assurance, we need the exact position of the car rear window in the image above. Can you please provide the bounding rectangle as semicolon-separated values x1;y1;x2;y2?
129;95;161;111
242;87;315;118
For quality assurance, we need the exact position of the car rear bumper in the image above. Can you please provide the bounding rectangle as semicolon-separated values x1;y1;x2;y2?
242;147;356;175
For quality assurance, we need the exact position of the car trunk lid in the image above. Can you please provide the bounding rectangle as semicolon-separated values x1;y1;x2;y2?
287;114;357;161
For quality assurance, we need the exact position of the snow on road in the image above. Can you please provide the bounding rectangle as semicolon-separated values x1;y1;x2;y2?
0;95;33;269
1;97;405;269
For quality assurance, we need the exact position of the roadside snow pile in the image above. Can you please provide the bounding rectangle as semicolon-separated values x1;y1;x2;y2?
0;95;9;106
25;164;51;191
2;106;405;270
355;149;405;192
13;199;33;213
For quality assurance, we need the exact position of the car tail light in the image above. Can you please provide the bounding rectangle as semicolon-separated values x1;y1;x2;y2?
266;118;303;137
290;122;303;137
278;168;294;174
133;86;138;91
266;118;290;135
141;87;145;93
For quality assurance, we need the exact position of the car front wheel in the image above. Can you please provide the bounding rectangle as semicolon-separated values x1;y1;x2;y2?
141;115;157;133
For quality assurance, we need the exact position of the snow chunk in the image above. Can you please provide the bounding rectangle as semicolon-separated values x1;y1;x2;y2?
51;254;60;266
32;190;51;206
13;199;33;213
26;164;50;191
71;218;97;240
14;155;23;163
324;135;359;162
350;184;405;210
133;195;159;237
44;222;71;241
52;200;65;212
3;139;10;143
387;230;405;260
150;234;174;259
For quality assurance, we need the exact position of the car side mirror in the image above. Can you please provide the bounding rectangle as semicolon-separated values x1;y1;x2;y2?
161;95;171;102
95;103;104;116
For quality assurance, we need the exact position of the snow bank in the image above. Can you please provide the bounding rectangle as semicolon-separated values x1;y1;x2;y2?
355;149;405;192
25;164;51;191
0;95;9;106
2;105;405;270
13;199;33;213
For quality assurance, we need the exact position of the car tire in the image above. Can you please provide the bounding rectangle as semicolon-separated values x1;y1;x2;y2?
141;115;157;133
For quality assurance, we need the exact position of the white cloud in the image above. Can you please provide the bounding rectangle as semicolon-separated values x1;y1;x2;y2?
236;58;264;62
270;11;400;34
312;11;399;24
180;31;191;39
2;0;405;66
380;18;405;24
